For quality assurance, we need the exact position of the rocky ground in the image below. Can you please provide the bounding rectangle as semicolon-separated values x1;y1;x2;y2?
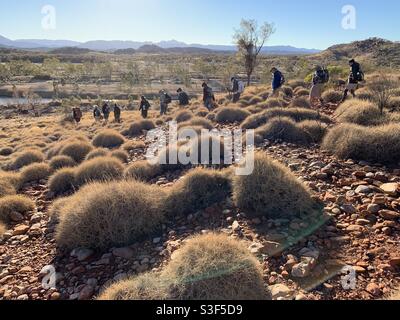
0;103;399;301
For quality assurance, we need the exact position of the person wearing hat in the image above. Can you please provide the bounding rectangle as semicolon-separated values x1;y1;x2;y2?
177;88;190;106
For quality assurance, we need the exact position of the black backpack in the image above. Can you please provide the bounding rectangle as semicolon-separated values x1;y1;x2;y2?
165;94;172;104
321;68;330;83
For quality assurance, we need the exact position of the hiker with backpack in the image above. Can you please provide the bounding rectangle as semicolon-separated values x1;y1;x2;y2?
72;106;82;124
113;103;121;123
310;66;330;107
202;82;215;111
271;67;285;97
93;105;102;122
177;88;190;106
230;77;245;103
341;59;364;102
159;90;171;115
139;96;151;119
102;102;111;123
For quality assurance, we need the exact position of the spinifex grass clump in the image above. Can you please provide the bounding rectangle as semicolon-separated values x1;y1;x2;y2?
55;180;166;250
233;152;319;219
98;233;270;300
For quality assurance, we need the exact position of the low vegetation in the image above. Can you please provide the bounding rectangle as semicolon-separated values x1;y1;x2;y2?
232;152;319;219
55;181;166;250
92;129;125;149
0;195;35;223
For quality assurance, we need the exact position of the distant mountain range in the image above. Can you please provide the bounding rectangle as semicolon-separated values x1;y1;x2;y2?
0;35;321;55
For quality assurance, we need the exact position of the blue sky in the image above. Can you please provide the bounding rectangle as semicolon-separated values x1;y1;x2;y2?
0;0;399;49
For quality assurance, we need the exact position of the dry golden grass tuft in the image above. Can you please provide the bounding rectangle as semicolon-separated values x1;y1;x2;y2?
215;107;251;124
124;161;162;182
92;129;125;149
233;152;319;219
0;222;6;237
164;168;231;217
122;140;146;152
98;273;169;300
85;148;109;161
195;107;209;118
175;110;193;123
388;288;400;300
0;171;20;197
322;123;400;164
49;155;77;170
179;117;214;130
241;107;330;130
99;233;270;300
0;147;14;156
388;97;400;111
322;90;342;103
355;87;373;101
111;150;129;163
55;180;166;250
0;195;35;223
48;168;76;196
162;233;271;300
256;117;309;145
335;99;385;126
74;156;124;187
289;96;311;109
127;120;156;136
20;163;53;184
12;149;44;170
288;79;307;89
60;141;93;163
281;86;294;97
298;120;328;143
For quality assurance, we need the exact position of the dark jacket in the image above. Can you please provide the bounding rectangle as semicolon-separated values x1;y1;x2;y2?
272;70;284;90
139;99;150;111
178;91;190;106
231;79;239;92
102;103;110;115
349;62;361;83
313;70;325;85
114;105;121;116
203;86;214;102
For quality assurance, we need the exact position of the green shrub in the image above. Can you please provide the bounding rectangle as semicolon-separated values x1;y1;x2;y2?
55;181;166;250
164;168;231;217
74;157;124;187
20;163;52;184
233;152;318;219
215;107;251;124
48;168;76;196
12;149;44;170
49;155;77;170
322;123;400;164
0;195;35;223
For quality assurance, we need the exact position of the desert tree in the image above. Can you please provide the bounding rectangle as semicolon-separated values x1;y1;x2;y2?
233;19;275;85
369;74;399;114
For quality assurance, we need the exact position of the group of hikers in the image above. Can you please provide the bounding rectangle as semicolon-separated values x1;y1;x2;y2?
71;58;363;124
